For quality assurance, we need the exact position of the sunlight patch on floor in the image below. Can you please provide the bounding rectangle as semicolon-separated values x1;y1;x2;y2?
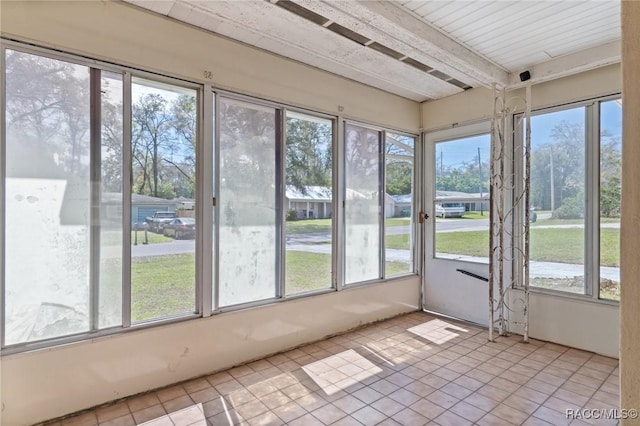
408;319;469;344
302;349;383;395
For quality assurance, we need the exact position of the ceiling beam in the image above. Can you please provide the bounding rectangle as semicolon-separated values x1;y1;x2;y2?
507;40;621;88
297;0;510;88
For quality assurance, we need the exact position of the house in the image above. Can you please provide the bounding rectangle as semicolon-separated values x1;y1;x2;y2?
131;193;180;224
2;2;638;425
285;185;332;219
435;190;490;213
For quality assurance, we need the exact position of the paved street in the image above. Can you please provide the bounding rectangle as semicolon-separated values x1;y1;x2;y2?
118;217;620;282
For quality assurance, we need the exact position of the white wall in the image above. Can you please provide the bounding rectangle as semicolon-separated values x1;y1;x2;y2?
421;65;621;359
0;2;422;425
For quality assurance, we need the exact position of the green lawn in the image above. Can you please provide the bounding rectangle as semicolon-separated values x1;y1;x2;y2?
460;211;489;220
132;231;174;245
386;234;410;250
531;277;620;301
285;250;411;294
123;250;412;319
531;217;619;226
101;230;174;246
286;218;409;235
131;254;196;322
436;227;620;266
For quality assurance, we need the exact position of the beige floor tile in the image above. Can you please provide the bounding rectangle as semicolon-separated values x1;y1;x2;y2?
168;405;206;425
371;396;407;417
491;402;530;424
61;412;98;426
310;403;347;425
448;400;486;422
425;389;459;409
391;408;429;426
96;403;130;424
432;410;472;426
38;313;618;426
156;385;187;403
131;404;167;425
271;401;306;423
163;395;195;414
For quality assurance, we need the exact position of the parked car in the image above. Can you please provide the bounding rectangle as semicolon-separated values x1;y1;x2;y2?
145;211;177;233
435;202;466;218
163;218;196;239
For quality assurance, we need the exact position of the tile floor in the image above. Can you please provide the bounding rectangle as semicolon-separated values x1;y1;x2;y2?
43;312;619;426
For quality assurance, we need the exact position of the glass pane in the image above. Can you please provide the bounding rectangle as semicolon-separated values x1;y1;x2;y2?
5;50;91;344
434;135;490;263
529;107;586;294
100;72;124;328
285;112;333;295
130;78;197;322
599;100;622;301
385;133;415;276
344;124;381;284
218;99;277;306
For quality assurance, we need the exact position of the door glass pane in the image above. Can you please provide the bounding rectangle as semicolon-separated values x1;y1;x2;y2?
434;135;490;263
219;98;277;306
100;71;124;328
385;133;415;276
5;50;91;344
529;107;586;294
599;100;622;301
344;124;381;284
285;112;333;295
130;78;197;322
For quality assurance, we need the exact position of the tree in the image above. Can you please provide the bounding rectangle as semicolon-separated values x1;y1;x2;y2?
286;118;332;191
600;134;622;217
435;154;489;194
530;120;585;211
385;135;414;196
129;91;196;199
5;50;90;179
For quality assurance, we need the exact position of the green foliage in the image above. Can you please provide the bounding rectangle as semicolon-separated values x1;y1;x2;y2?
553;192;584;219
600;138;622;217
435;149;489;194
286;209;298;221
130;93;196;200
286;118;332;191
386;161;412;195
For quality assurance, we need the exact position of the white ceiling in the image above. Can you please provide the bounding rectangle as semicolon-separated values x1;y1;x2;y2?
124;0;621;102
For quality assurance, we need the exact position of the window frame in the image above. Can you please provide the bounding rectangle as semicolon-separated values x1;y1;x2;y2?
513;94;621;305
282;107;339;298
0;39;420;354
427;121;493;264
342;120;419;287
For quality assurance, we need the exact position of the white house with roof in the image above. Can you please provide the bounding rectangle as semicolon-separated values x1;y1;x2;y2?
435;190;489;213
286;185;332;219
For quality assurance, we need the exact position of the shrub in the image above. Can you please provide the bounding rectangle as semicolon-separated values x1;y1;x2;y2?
286;209;298;221
553;193;584;219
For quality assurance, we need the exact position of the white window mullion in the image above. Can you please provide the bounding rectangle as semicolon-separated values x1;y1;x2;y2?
586;103;601;299
89;68;102;331
380;130;387;279
336;119;345;291
199;86;214;316
122;71;133;329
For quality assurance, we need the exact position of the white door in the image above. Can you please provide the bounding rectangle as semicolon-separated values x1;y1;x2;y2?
423;122;492;326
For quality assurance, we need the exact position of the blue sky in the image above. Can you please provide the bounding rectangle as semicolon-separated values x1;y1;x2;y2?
436;100;622;169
